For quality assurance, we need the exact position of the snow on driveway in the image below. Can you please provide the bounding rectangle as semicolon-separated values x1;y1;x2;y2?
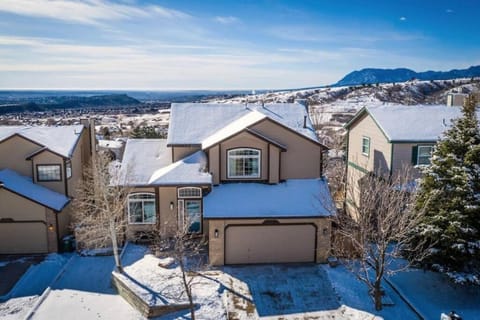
30;246;147;320
389;269;480;320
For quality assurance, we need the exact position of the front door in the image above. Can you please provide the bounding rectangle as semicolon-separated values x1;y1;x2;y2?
178;199;202;233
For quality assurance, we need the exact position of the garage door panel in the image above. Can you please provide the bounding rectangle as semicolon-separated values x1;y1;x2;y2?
225;224;316;264
0;223;48;254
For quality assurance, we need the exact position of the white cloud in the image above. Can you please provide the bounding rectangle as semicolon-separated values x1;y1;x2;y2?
0;0;189;25
446;9;454;13
214;16;239;24
400;16;407;21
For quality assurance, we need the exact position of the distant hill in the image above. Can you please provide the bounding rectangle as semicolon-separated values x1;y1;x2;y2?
0;94;140;114
336;65;480;86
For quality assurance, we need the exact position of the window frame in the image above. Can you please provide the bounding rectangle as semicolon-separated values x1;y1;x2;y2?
227;148;261;179
361;136;370;157
36;164;62;182
127;193;156;225
178;187;202;199
65;160;72;179
417;145;434;165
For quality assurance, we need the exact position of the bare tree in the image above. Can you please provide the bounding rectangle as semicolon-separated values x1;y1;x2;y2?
335;167;428;310
150;218;207;320
72;152;131;272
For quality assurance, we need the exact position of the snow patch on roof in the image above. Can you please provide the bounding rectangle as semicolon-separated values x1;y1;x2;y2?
167;103;318;146
0;125;84;157
201;110;266;149
148;150;211;185
0;169;70;211
204;178;334;219
119;139;171;185
366;104;480;142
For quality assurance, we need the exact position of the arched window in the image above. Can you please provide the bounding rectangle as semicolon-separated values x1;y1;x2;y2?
227;148;261;178
178;187;202;198
127;193;156;224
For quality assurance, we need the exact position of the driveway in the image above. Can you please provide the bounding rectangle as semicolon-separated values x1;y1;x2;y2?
0;255;45;297
224;264;340;318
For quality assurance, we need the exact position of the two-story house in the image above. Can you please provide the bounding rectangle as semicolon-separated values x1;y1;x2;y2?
344;104;479;213
119;103;335;265
0;122;93;254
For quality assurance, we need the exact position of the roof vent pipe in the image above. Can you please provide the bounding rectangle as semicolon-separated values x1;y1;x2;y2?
303;115;307;128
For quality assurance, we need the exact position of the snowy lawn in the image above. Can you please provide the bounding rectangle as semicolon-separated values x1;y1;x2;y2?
0;254;69;320
389;268;480;320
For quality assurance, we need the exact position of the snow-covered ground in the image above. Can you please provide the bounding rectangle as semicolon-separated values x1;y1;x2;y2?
2;244;480;320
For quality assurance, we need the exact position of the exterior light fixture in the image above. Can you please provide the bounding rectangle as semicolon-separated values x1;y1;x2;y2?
170;202;174;210
48;224;54;231
214;229;219;238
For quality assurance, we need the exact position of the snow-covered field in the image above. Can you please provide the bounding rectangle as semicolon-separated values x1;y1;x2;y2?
2;244;479;320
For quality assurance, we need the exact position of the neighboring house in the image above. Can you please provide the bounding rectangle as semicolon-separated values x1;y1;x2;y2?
0;122;93;254
344;104;480;212
119;103;334;265
446;92;480;107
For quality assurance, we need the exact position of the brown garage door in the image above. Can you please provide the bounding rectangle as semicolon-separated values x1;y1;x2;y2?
0;222;48;254
225;224;316;264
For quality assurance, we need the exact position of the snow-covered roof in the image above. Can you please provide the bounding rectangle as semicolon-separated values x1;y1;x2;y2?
98;139;123;149
0;125;84;158
148;150;211;185
0;169;70;211
167;103;319;146
203;178;334;219
119;139;211;186
347;104;480;142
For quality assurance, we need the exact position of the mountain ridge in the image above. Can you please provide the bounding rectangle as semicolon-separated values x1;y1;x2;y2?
336;65;480;86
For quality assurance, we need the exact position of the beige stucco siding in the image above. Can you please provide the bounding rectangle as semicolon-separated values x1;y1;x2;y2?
347;113;391;175
219;131;268;181
251;119;321;179
207;218;331;266
208;145;220;185
391;143;428;179
172;146;200;162
268;144;280;184
158;187;178;236
0;135;39;177
32;150;65;195
0;188;59;253
67;135;85;198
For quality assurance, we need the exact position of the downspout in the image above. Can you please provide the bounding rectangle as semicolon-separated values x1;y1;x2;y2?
63;158;69;197
343;130;350;213
389;143;394;178
55;210;61;252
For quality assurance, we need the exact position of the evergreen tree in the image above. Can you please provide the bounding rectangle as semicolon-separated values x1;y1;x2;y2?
413;95;480;271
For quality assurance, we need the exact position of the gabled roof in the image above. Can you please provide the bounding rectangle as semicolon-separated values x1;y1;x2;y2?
118;139;211;186
0;169;70;211
345;104;480;142
167;103;319;147
203;178;335;219
0;125;85;158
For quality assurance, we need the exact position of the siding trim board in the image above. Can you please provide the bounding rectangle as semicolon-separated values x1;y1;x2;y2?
347;161;370;175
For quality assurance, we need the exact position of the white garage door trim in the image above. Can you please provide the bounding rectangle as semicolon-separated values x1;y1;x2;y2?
224;223;317;265
0;221;48;254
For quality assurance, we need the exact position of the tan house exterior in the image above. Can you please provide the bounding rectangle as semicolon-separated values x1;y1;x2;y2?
344;104;477;213
119;103;334;266
0;123;93;254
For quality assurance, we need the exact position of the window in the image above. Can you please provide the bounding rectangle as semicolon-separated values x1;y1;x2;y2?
361;137;370;156
127;193;156;224
178;187;202;198
37;164;61;181
227;148;261;178
66;160;72;179
178;199;202;233
417;146;434;165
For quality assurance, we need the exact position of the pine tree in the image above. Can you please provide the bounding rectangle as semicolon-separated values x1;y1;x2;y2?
413;95;480;271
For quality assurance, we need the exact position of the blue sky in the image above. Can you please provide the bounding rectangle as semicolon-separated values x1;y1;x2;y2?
0;0;479;90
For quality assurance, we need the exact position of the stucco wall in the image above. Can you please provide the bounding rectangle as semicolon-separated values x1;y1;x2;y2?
67;133;86;198
218;131;269;182
32;150;65;195
0;135;39;177
251;119;322;179
207;217;331;266
172;146;200;162
347;113;391;175
208;145;220;185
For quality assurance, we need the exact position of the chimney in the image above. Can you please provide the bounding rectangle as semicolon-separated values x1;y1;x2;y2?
303;115;307;128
